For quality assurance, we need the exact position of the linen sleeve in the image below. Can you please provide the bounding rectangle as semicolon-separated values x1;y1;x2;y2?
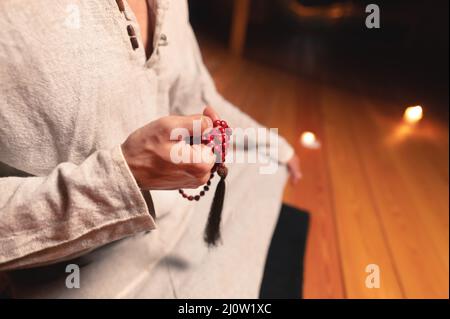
0;145;156;271
170;23;294;165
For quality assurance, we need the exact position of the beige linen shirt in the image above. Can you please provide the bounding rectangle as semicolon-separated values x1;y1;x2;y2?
0;0;293;297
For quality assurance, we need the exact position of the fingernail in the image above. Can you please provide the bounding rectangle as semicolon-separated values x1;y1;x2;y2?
203;115;213;128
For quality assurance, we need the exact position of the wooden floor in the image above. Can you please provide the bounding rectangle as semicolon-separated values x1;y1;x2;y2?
200;40;449;299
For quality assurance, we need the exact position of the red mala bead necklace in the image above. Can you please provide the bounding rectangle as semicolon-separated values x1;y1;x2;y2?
178;119;232;246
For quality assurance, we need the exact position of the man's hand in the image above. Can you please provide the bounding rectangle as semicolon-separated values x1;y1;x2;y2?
121;108;216;190
287;154;302;184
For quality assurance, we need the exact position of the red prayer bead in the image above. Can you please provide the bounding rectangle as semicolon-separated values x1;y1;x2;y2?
180;118;230;201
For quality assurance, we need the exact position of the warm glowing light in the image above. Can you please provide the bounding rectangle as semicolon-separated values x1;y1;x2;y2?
300;131;321;149
403;105;423;124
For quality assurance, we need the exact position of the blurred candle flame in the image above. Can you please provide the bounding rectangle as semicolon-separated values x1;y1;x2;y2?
403;105;423;124
300;131;321;149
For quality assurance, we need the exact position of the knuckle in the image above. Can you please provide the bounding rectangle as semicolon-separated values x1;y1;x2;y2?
193;174;209;187
185;163;203;178
158;117;173;133
188;164;210;183
202;116;213;130
200;174;210;185
197;163;211;175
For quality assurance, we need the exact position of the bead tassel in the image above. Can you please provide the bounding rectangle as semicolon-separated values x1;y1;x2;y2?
204;165;227;246
178;118;231;246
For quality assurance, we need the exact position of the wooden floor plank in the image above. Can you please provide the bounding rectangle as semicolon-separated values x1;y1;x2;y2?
355;95;449;298
282;77;346;298
320;87;404;298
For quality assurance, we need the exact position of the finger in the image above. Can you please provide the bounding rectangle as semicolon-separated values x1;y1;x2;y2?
295;159;303;179
172;114;213;137
203;106;220;122
189;144;216;168
176;143;215;170
288;160;302;185
289;167;298;184
178;145;215;187
290;172;300;185
200;144;216;167
291;171;301;184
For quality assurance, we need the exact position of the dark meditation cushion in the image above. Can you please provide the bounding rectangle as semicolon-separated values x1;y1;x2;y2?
259;204;310;299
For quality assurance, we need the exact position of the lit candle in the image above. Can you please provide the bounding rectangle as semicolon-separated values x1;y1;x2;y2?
300;131;321;149
403;105;423;124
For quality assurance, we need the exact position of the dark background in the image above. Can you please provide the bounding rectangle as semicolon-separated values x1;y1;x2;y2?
189;0;449;121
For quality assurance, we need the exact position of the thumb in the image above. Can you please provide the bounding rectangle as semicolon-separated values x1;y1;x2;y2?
203;106;220;122
171;114;213;137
